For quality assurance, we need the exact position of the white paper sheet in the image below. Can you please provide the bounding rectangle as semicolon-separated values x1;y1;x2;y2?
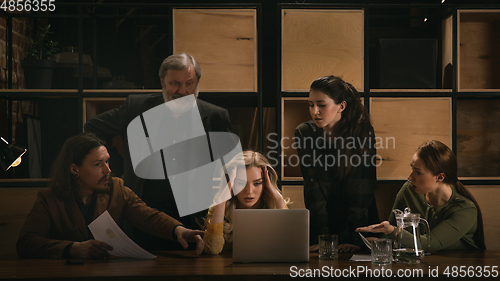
358;232;372;250
349;254;372;262
88;210;156;259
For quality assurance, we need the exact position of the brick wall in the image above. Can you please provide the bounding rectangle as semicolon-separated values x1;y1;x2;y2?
0;13;35;89
1;12;38;162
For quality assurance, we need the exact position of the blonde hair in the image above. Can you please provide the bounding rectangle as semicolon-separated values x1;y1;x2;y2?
203;151;290;246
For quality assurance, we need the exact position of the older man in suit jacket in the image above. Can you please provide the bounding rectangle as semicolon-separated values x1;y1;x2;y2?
84;53;232;251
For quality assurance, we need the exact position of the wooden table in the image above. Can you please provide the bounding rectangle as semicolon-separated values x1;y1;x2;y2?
1;250;499;280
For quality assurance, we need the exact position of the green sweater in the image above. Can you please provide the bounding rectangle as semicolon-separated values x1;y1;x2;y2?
386;181;480;252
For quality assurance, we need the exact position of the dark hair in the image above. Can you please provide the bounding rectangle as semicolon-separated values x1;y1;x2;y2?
416;140;486;250
310;75;373;178
50;132;106;201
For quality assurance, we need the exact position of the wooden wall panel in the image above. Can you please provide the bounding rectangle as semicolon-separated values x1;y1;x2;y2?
457;99;500;177
371;98;452;180
173;9;257;92
83;98;126;125
83;98;126;157
458;10;500;90
281;98;311;180
282;9;364;92
468;185;500;250
0;187;48;256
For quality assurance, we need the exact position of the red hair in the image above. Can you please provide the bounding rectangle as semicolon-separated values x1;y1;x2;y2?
416;140;486;249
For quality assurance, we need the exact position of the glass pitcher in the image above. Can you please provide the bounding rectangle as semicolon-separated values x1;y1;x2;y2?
392;207;430;264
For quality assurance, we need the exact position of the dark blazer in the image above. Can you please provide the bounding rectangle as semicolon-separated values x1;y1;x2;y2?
17;177;182;259
84;93;232;198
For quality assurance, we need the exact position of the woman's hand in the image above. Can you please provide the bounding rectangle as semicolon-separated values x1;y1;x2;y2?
309;244;319;252
175;226;205;255
338;243;360;253
70;240;113;259
262;166;286;209
355;221;394;235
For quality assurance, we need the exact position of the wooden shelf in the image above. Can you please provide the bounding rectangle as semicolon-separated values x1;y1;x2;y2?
281;97;310;180
0;89;161;98
457;99;500;177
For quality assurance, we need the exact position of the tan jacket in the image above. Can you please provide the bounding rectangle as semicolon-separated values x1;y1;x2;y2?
17;177;182;259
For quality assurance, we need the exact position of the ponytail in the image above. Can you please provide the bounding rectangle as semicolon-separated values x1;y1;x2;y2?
455;181;486;250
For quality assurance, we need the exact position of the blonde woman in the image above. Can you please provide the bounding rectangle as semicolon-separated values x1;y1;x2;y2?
202;151;289;255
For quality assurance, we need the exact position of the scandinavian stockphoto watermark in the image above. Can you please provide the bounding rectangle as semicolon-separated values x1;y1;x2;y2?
127;95;244;217
266;132;395;170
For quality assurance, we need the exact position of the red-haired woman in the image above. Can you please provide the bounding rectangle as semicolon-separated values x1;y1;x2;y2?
356;140;486;251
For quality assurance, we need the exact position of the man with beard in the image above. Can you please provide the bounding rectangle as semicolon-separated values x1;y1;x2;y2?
84;53;232;251
17;133;205;259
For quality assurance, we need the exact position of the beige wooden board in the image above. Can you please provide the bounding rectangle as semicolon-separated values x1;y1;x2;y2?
0;187;48;255
442;15;453;89
282;9;364;92
457;99;500;177
458;10;500;90
370;98;452;180
281;185;306;209
173;9;257;92
467;185;500;250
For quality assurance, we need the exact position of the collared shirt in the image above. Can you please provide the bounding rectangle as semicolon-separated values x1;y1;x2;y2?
75;193;98;226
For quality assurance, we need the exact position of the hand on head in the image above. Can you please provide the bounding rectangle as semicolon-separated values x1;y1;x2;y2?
175;226;205;255
70;240;113;259
261;166;286;209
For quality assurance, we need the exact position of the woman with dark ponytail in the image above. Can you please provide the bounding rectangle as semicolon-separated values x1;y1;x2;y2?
356;140;486;251
294;75;379;252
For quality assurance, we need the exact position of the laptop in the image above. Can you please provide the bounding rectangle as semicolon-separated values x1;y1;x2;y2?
232;209;309;263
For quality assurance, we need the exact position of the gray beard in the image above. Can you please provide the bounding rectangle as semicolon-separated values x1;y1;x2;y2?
162;87;199;103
